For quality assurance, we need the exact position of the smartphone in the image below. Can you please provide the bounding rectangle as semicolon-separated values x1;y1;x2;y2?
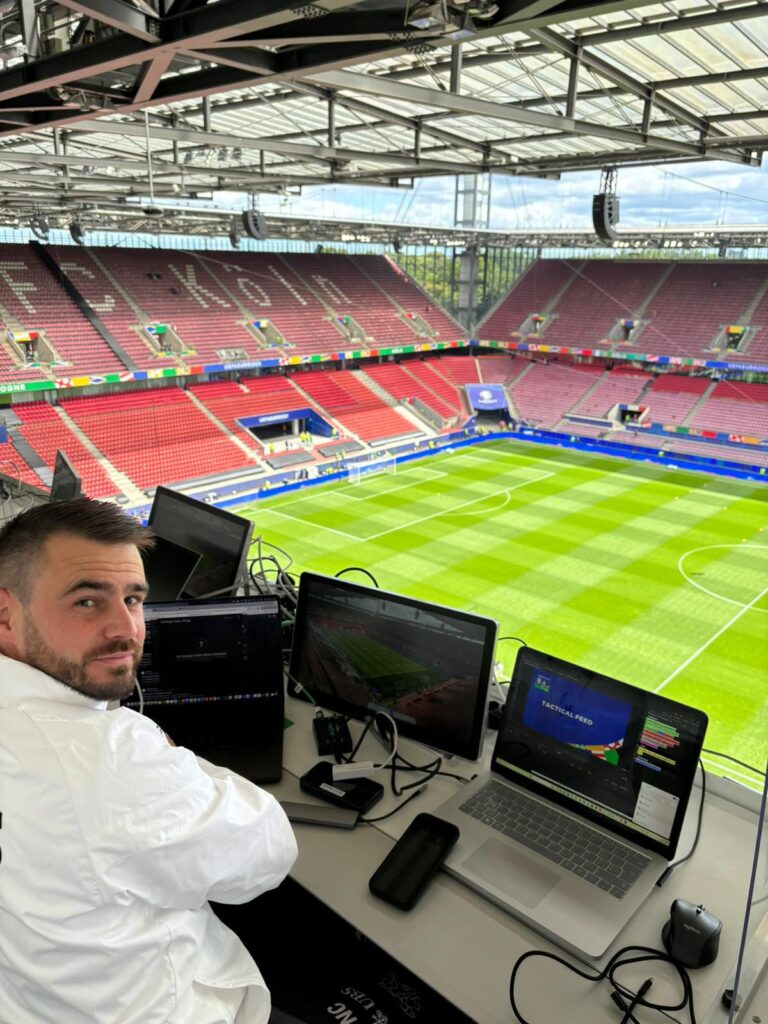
369;813;460;910
280;800;359;829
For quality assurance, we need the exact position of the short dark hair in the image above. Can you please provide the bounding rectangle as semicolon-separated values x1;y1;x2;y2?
0;499;154;602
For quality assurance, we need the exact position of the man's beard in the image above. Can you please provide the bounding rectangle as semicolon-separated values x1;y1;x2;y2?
22;618;142;701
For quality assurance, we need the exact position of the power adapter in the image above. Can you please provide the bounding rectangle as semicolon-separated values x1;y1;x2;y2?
332;761;376;781
313;715;353;756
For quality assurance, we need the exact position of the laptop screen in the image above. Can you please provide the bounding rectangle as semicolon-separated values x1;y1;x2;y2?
127;595;283;716
493;648;708;858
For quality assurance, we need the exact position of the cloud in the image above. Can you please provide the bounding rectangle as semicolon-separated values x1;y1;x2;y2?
219;157;768;232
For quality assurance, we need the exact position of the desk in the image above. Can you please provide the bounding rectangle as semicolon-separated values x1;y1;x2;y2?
269;696;767;1024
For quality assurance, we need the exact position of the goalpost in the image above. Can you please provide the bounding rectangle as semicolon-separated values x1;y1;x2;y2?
348;456;397;485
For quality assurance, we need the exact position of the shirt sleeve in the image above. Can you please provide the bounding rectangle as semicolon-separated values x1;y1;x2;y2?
84;711;298;911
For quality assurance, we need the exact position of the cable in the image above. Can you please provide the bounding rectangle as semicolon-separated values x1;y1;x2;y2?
497;635;528;647
701;748;766;777
134;678;144;715
286;672;317;705
360;786;426;823
656;759;705;888
334;566;379;588
509;945;697;1024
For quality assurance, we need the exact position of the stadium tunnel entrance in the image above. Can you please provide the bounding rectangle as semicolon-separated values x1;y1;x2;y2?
237;407;334;446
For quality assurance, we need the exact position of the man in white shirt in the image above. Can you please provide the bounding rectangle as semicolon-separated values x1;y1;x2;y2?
0;498;297;1024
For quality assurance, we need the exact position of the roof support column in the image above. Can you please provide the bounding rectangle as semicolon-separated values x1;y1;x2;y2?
566;49;580;118
450;43;462;94
19;0;40;60
328;93;336;147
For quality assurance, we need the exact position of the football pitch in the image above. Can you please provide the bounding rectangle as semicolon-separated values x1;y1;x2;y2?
237;440;768;787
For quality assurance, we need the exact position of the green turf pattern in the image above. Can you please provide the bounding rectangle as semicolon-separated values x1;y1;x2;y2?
239;440;768;788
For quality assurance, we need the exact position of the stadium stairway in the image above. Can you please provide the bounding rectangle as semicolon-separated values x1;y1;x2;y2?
53;405;144;503
681;381;717;427
184;388;260;459
354;368;400;407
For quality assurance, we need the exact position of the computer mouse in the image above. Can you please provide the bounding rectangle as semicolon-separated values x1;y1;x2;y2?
661;898;722;968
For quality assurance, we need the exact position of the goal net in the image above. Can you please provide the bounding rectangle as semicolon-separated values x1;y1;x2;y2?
348;457;397;485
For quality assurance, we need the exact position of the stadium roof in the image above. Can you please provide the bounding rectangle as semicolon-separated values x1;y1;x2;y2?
0;0;766;237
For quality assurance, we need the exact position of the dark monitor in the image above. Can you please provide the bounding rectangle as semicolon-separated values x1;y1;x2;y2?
49;450;82;501
147;486;253;599
125;595;284;782
142;536;202;603
288;572;498;761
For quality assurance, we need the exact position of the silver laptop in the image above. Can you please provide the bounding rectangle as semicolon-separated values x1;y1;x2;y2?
434;647;708;959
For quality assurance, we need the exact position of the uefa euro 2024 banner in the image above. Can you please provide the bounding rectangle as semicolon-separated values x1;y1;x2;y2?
465;384;509;412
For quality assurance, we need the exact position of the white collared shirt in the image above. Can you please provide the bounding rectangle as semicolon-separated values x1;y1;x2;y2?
0;654;297;1023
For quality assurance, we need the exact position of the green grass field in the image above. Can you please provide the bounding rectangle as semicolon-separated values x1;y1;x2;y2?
236;440;768;787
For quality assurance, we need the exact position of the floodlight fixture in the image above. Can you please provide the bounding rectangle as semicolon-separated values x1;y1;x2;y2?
69;219;85;245
407;1;452;31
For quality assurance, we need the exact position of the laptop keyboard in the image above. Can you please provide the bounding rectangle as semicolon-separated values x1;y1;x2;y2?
460;780;651;900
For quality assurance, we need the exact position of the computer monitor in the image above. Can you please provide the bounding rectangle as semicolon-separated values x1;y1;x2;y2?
147;486;254;599
141;536;202;603
49;450;82;501
124;595;284;782
288;572;498;761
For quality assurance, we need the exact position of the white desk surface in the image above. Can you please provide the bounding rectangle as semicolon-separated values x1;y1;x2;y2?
267;696;767;1024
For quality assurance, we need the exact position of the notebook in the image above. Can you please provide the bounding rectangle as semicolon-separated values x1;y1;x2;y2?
125;595;285;783
433;646;708;958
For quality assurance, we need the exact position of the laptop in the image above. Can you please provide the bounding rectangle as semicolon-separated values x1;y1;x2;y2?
433;646;708;959
125;595;284;783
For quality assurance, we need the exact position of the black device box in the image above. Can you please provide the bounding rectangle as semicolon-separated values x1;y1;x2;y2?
313;715;353;756
300;761;384;815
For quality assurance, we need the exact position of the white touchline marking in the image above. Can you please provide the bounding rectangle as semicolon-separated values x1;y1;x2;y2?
654;584;768;693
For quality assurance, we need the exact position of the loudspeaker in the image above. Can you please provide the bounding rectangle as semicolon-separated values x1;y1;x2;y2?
69;221;85;245
242;209;267;239
229;216;241;249
592;193;620;241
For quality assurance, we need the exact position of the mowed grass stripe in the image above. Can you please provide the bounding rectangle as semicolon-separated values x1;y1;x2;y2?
244;442;767;778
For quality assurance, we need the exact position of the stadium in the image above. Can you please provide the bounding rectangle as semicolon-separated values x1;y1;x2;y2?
0;0;767;1018
0;0;766;789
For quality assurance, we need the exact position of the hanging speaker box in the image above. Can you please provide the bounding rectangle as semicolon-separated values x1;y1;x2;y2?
592;194;620;241
242;210;267;239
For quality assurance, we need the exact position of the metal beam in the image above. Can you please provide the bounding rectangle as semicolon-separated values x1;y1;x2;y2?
527;27;719;137
302;69;720;158
53;0;161;41
60;118;511;173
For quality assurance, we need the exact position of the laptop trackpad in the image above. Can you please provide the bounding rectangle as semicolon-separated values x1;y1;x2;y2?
462;838;560;908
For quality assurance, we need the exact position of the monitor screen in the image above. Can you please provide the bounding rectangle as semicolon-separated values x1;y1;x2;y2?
141;536;201;603
124;596;284;777
49;450;82;501
288;572;498;761
147;487;254;598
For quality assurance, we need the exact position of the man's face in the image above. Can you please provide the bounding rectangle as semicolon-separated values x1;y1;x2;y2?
9;534;148;701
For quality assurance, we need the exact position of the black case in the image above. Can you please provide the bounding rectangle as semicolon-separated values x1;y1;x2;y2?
369;813;460;910
299;761;384;814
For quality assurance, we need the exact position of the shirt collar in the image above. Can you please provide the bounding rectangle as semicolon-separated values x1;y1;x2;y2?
0;652;108;710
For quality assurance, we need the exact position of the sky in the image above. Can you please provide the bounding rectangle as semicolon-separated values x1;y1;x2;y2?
250;157;768;232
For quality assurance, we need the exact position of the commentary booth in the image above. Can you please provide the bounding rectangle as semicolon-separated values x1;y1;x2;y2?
133;484;768;1024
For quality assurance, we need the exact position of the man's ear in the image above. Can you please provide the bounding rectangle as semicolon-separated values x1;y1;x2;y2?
0;587;23;658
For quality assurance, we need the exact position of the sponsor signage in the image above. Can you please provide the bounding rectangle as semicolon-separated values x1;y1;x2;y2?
465;383;509;411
